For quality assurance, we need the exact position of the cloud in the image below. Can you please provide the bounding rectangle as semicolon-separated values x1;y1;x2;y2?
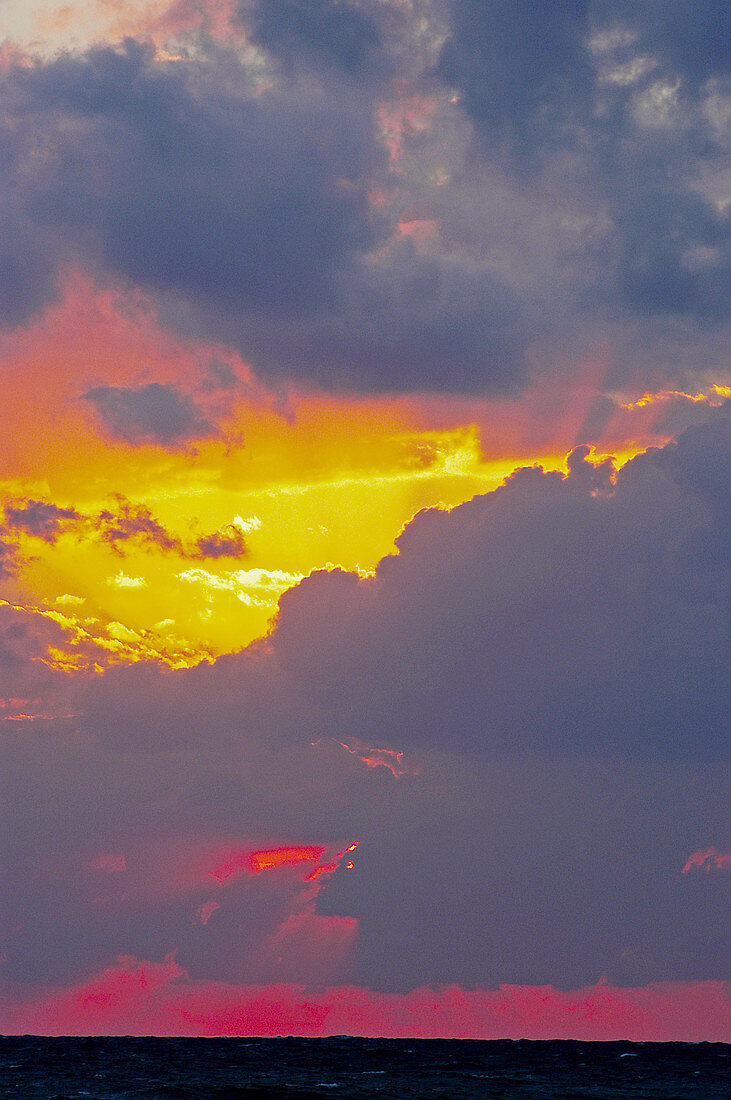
2;956;728;1040
0;9;726;395
683;848;731;874
90;495;248;561
192;525;247;560
246;0;386;78
438;0;594;158
263;413;729;762
0;34;535;395
3;417;726;999
95;495;183;555
0;39;381;327
0;538;18;578
4;499;81;542
197;358;240;393
83;382;217;447
0;602;75;706
438;0;730;333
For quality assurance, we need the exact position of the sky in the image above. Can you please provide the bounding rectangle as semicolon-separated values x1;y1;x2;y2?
0;0;728;1040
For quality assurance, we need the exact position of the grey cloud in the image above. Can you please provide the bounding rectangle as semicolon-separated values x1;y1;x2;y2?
83;383;217;447
438;0;594;161
0;8;724;396
565;443;615;491
437;0;730;342
0;36;537;395
80;413;729;762
0;604;72;701
0;39;382;319
198;359;239;393
0;538;18;578
245;0;385;78
592;0;730;89
319;755;728;991
215;242;532;393
264;416;729;763
93;495;247;561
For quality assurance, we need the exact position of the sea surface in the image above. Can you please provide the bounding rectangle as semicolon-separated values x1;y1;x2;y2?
0;1036;728;1099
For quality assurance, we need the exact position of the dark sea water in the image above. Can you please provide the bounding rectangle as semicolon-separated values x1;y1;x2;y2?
0;1037;728;1099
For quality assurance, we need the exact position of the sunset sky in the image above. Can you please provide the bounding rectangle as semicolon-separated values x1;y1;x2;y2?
0;0;728;1040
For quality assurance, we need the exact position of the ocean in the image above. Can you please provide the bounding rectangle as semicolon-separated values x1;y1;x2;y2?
0;1036;728;1098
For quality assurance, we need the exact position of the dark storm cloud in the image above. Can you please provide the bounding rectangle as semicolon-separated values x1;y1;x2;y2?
83;383;217;447
0;38;381;324
438;0;594;157
246;0;385;77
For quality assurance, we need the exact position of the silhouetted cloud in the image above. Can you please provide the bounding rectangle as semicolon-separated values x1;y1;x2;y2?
4;500;81;543
95;495;183;555
83;383;216;447
92;495;249;561
193;526;247;560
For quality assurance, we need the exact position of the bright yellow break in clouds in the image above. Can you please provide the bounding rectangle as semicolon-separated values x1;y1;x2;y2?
0;278;702;672
7;415;590;669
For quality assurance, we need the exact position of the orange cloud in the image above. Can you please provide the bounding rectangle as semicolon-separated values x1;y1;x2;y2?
208;843;357;886
313;737;414;778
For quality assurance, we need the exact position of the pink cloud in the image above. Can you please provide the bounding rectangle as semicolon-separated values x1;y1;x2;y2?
3;958;728;1040
683;848;731;873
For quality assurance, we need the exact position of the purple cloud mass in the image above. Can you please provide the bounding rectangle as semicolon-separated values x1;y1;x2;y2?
0;1;727;393
1;416;728;994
